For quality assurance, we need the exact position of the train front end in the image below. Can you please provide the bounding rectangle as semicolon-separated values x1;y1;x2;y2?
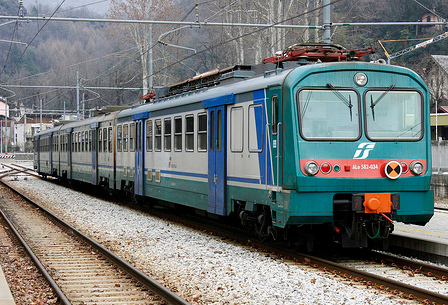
280;62;433;248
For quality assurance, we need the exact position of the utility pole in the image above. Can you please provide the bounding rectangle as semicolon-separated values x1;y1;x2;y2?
40;99;42;132
76;71;80;120
4;97;7;153
23;112;26;152
322;0;332;43
148;26;153;93
82;91;85;120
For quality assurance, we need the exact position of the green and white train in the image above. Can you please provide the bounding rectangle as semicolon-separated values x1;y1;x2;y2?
34;44;434;249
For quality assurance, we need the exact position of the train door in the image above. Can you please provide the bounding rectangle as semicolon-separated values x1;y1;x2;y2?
266;86;282;188
34;135;40;172
134;119;145;196
49;133;53;174
91;123;98;185
208;105;227;215
66;128;72;179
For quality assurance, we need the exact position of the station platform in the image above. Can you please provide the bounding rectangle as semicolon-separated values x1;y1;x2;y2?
390;203;448;264
0;266;15;305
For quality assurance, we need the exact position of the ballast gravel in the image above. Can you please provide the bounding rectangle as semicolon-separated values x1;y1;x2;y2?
6;174;413;305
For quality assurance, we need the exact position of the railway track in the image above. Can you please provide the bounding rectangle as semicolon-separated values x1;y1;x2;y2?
143;206;448;304
0;176;190;305
4;163;448;304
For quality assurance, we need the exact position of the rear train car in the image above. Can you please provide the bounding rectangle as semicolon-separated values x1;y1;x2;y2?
34;45;434;249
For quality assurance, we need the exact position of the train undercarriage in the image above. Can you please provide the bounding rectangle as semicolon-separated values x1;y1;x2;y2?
237;195;396;251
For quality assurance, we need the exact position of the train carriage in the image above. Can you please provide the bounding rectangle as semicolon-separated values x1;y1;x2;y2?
34;128;54;177
34;44;434;249
96;112;119;192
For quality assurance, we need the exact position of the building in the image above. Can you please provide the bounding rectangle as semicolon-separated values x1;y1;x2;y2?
420;11;444;34
13;115;53;152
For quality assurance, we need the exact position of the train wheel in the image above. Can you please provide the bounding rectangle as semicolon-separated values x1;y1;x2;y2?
254;207;272;242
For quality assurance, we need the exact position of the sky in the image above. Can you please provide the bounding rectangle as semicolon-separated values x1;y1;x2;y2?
22;0;110;15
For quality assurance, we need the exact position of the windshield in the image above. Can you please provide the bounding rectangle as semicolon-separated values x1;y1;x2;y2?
365;90;422;141
298;89;360;140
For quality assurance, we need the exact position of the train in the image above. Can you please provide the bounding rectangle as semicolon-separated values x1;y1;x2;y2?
34;43;434;250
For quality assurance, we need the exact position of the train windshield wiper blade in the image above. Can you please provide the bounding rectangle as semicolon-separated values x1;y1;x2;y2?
326;83;353;121
370;84;395;121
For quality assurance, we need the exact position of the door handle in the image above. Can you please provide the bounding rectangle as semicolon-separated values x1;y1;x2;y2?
214;174;217;184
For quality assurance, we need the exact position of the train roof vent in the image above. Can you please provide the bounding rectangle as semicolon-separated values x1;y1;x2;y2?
147;65;256;99
219;65;256;84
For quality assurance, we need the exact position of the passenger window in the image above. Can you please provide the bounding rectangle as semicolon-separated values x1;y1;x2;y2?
123;124;128;152
164;118;172;151
198;113;207;152
117;125;122;152
146;120;153;152
108;127;113;152
230;107;243;152
210;111;214;152
130;123;135;152
89;130;92;152
174;117;182;151
82;131;85;152
217;110;222;152
185;115;194;152
76;133;79;152
271;95;279;135
249;104;263;152
99;129;103;152
155;120;162;151
103;128;108;152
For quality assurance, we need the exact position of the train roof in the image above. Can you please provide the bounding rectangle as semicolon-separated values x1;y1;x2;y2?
117;68;291;119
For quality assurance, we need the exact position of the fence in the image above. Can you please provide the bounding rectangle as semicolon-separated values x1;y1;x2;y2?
0;153;33;161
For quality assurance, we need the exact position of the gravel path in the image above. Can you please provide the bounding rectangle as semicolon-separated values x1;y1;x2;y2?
5;174;412;305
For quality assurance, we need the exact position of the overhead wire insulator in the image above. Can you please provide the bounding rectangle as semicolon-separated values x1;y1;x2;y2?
18;0;24;18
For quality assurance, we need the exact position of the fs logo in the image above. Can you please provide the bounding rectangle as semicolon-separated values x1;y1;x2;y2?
353;143;376;159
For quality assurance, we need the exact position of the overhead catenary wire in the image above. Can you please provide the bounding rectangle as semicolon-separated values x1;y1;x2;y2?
1;4;23;77
3;0;67;83
151;0;344;79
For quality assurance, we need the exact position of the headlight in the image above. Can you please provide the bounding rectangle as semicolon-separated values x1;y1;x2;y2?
410;161;424;175
304;161;319;176
354;72;367;86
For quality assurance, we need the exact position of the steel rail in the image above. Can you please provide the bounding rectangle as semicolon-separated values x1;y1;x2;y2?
0;195;71;305
370;251;448;281
294;252;448;304
0;180;191;305
145;207;448;304
1;163;42;178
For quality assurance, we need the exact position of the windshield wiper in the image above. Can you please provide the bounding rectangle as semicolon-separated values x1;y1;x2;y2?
370;84;395;120
327;83;353;121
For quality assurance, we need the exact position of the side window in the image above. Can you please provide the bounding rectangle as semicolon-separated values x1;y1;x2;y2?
230;106;244;152
123;124;128;152
75;133;79;152
249;104;263;153
185;115;194;152
174;117;182;151
164;118;172;151
108;127;113;152
198;113;207;152
89;131;92;152
117;125;122;152
271;95;279;135
99;129;103;152
130;123;135;152
81;131;85;152
103;128;108;152
146;120;153;152
155;119;162;151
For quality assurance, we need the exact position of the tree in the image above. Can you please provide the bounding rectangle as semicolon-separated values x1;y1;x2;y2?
107;0;178;95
